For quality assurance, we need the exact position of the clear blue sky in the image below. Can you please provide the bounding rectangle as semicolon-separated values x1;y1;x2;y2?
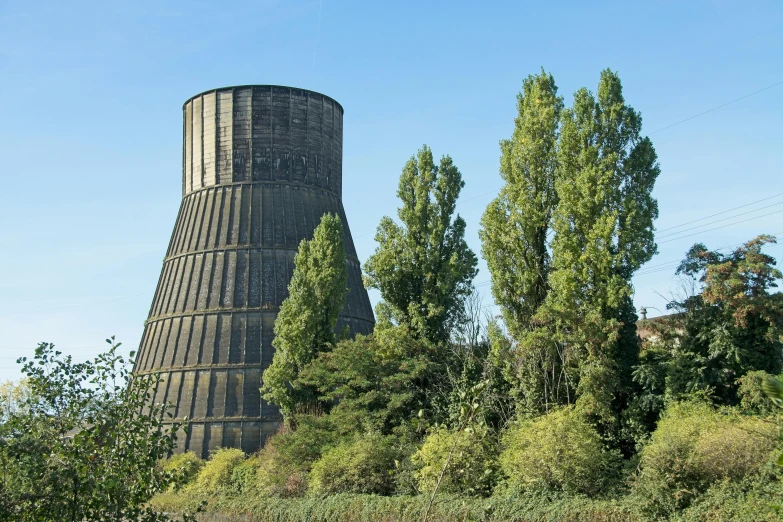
1;0;781;381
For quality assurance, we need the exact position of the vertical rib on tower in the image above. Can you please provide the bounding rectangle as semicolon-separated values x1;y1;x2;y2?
132;86;375;458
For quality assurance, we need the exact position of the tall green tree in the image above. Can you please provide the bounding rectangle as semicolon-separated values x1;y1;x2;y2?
480;70;563;340
546;69;659;421
479;70;565;413
481;69;659;420
364;145;478;345
261;213;348;418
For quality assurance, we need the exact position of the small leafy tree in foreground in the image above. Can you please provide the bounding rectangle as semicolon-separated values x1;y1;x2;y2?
413;425;497;497
0;338;196;522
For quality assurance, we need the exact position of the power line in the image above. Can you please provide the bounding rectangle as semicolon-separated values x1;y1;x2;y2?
635;264;683;277
635;229;783;277
640;227;783;272
638;258;684;271
657;200;783;239
649;79;783;134
354;186;501;239
658;192;783;233
474;223;782;287
354;81;783;243
658;209;783;245
459;188;500;205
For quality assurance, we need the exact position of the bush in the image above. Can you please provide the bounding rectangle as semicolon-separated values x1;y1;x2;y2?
633;401;778;517
256;441;308;498
674;465;783;522
256;416;341;498
736;370;780;415
413;426;497;496
191;448;246;495
162;451;205;489
309;433;402;495
692;418;777;481
231;457;260;495
498;406;622;496
0;341;190;522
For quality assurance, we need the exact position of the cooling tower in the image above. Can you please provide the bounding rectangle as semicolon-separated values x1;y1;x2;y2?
132;86;375;457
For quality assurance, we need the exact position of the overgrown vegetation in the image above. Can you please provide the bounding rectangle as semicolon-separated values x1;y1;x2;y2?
0;339;198;521
4;67;783;522
260;213;349;418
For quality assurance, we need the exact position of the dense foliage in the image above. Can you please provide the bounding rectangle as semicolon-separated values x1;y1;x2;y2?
480;70;660;444
364;145;478;344
261;213;348;418
413;426;498;496
0;340;196;522
146;225;782;521
633;401;777;517
499;406;622;496
309;433;402;495
5;67;783;522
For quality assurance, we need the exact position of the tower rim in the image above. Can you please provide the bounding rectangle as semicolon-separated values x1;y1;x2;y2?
182;85;344;113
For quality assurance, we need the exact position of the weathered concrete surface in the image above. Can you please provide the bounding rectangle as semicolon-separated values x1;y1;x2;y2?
133;86;375;457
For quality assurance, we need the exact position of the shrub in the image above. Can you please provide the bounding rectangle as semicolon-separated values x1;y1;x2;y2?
634;401;777;517
692;418;777;481
161;451;205;489
309;433;402;495
413;426;497;496
256;435;308;498
230;457;260;495
675;465;783;522
191;448;246;495
0;341;190;522
736;370;780;415
498;406;622;496
256;416;340;498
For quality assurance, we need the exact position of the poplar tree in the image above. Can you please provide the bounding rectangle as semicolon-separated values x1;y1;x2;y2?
546;69;659;421
479;71;566;411
480;70;562;339
364;145;478;345
480;69;660;420
261;213;348;418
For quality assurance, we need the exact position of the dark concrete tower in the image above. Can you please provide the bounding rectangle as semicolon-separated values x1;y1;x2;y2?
132;86;375;457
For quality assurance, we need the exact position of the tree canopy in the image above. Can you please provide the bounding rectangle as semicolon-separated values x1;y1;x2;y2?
261;213;348;418
481;69;660;425
364;145;478;345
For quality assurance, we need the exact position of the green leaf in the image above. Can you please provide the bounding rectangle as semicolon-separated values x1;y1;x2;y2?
762;375;783;407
